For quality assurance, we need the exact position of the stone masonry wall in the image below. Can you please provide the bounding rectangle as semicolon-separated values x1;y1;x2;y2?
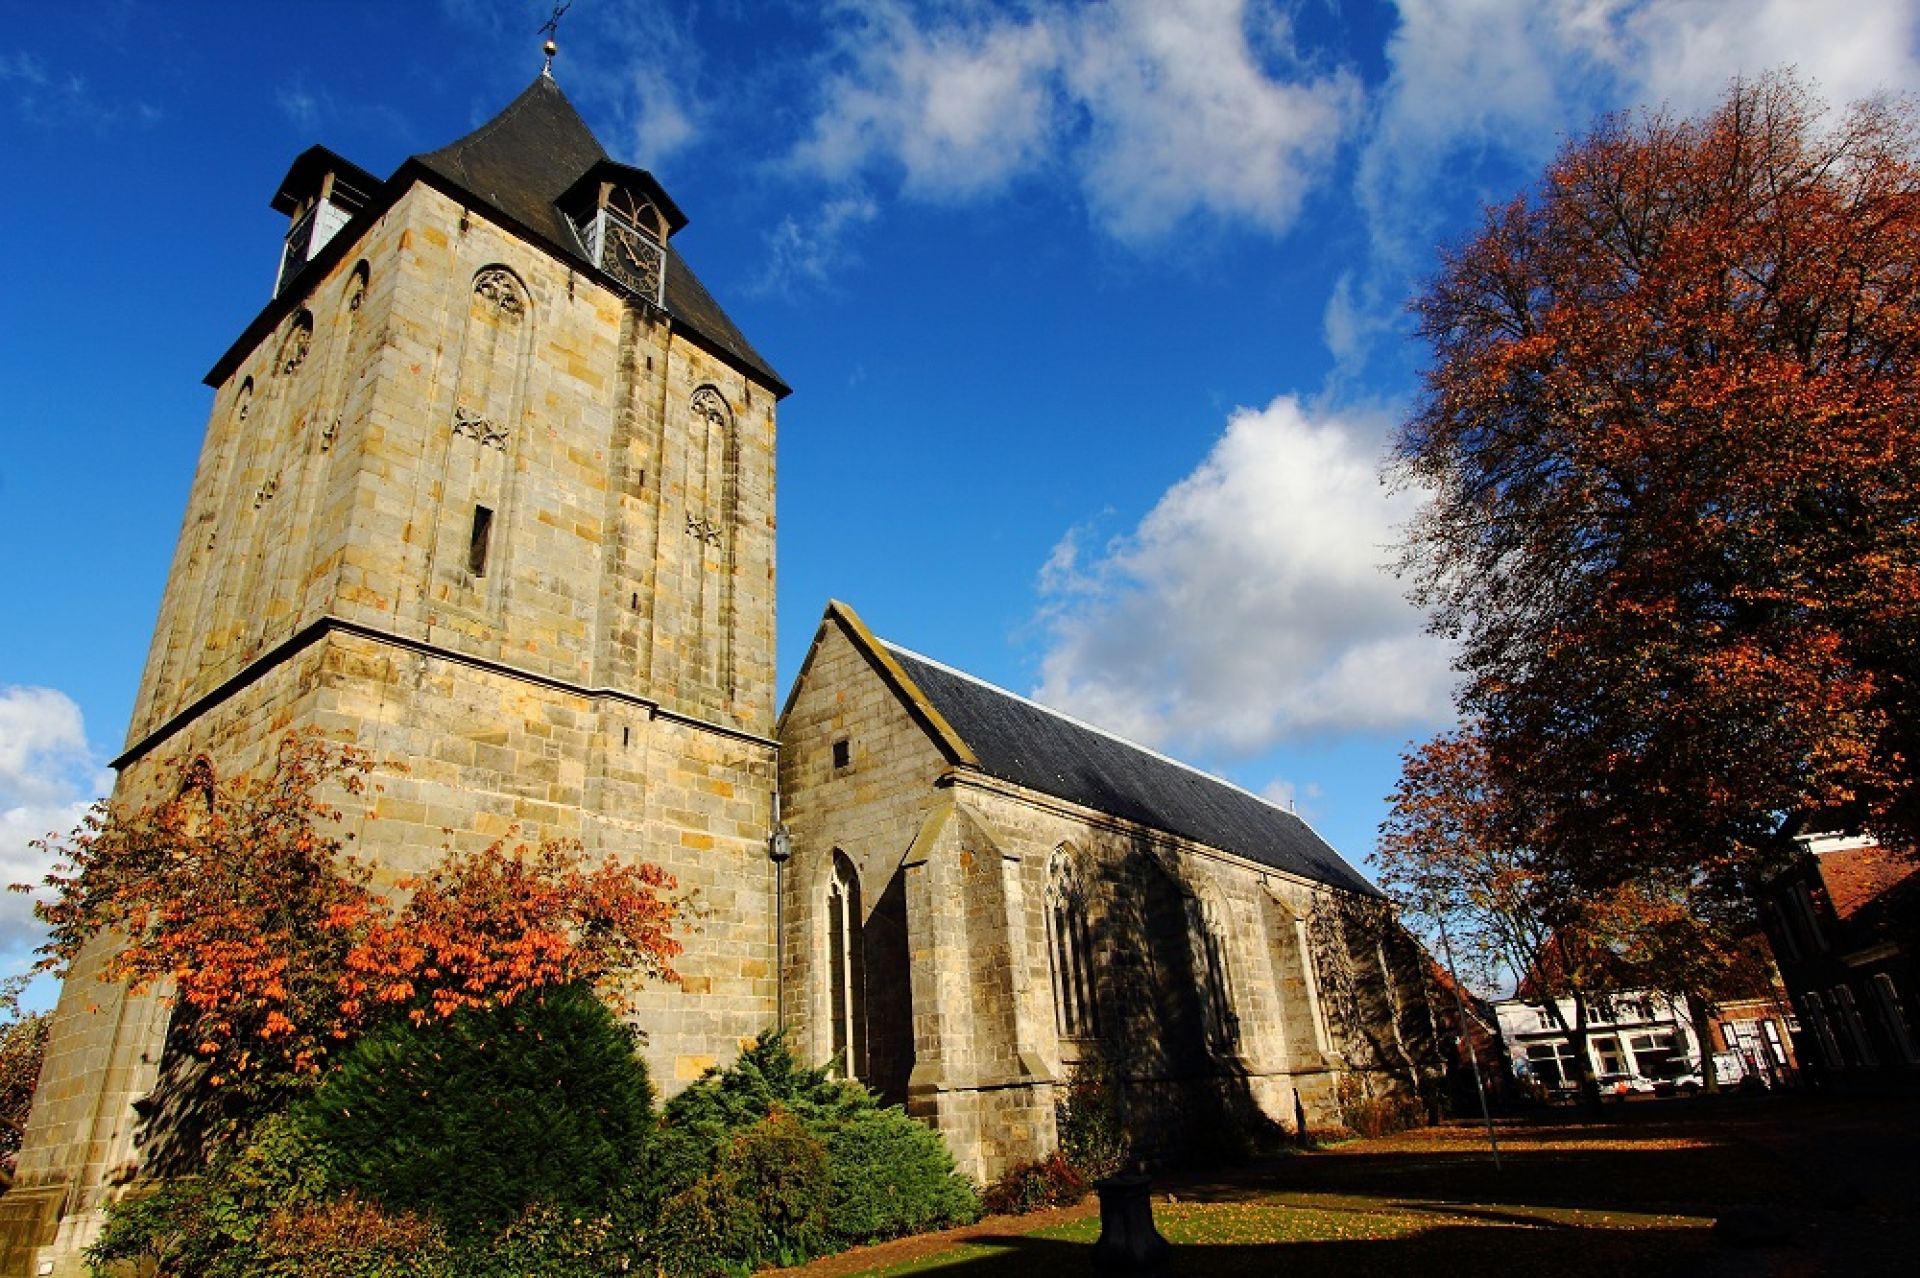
128;182;778;750
777;618;1440;1180
7;184;780;1278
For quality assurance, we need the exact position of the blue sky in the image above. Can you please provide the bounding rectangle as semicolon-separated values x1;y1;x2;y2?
5;0;1920;985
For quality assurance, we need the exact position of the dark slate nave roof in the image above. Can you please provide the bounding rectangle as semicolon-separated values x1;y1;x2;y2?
883;643;1383;898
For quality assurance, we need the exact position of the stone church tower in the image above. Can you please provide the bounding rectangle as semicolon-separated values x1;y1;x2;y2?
0;71;785;1274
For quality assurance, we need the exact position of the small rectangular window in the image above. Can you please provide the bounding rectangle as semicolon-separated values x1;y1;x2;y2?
832;739;851;769
467;504;494;577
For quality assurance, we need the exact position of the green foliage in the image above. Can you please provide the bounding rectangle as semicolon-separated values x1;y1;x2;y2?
88;1114;332;1276
651;1110;830;1276
1056;1060;1128;1181
94;1025;978;1277
981;1151;1087;1216
646;1033;978;1273
293;982;655;1238
446;1198;642;1278
824;1108;981;1244
650;1031;860;1205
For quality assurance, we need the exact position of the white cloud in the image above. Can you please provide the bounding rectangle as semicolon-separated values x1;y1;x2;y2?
1260;775;1321;814
1;687;108;962
1337;0;1920;374
1033;397;1454;755
793;0;1360;241
796;2;1062;199
1064;0;1361;240
625;63;698;163
276;78;326;131
754;191;881;296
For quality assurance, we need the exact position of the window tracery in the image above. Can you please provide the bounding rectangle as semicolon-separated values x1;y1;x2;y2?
1046;846;1098;1039
827;851;866;1080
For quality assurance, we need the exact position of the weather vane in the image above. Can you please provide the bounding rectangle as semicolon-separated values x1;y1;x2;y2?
539;1;572;75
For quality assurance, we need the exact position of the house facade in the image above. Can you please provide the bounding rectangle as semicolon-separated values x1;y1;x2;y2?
1763;833;1920;1083
1494;992;1701;1092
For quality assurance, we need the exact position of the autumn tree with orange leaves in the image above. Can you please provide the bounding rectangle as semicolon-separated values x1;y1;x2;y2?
1393;73;1920;931
1377;725;1625;1106
24;732;680;1117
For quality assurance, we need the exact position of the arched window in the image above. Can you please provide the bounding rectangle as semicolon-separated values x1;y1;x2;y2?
1046;846;1098;1039
827;851;865;1079
1189;894;1239;1052
276;311;313;376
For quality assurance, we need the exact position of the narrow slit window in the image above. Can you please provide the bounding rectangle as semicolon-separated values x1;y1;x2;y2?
467;504;494;577
832;739;851;769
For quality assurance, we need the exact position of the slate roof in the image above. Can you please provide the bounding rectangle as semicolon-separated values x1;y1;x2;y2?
412;74;785;392
879;640;1384;898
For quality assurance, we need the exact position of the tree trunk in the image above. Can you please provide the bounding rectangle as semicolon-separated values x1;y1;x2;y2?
1687;990;1721;1095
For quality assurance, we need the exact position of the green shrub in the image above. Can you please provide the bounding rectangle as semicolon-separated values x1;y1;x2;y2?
89;1114;331;1276
824;1108;981;1244
293;983;654;1238
981;1151;1087;1216
448;1198;640;1278
723;1108;833;1263
646;1034;977;1273
650;1110;832;1276
650;1031;861;1206
1056;1060;1129;1181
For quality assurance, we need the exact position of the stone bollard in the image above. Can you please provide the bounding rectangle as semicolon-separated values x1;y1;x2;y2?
1091;1173;1173;1276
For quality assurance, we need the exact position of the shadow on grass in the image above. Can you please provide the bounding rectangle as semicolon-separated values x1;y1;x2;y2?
884;1224;1710;1278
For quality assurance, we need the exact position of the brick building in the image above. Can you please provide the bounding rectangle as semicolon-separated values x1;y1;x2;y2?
1764;832;1920;1083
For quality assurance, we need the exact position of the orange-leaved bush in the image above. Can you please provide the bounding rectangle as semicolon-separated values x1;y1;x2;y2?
20;731;680;1103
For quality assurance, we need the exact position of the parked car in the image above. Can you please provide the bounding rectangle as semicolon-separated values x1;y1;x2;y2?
1598;1072;1657;1096
1653;1070;1703;1096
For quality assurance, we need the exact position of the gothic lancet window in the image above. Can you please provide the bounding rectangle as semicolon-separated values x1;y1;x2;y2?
827;852;866;1080
1190;895;1239;1053
1046;846;1098;1039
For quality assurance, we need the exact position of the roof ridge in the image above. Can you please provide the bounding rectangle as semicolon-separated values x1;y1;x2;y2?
879;639;1307;827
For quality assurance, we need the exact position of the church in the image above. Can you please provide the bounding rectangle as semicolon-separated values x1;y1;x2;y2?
0;66;1441;1275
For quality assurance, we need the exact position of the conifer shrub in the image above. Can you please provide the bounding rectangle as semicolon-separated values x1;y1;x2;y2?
292;982;655;1238
823;1108;981;1244
645;1034;978;1273
649;1031;861;1206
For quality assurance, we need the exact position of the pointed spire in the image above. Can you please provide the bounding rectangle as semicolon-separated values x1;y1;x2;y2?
538;1;571;78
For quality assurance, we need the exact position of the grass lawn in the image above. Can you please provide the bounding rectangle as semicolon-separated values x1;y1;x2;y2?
780;1092;1920;1278
842;1198;1710;1277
